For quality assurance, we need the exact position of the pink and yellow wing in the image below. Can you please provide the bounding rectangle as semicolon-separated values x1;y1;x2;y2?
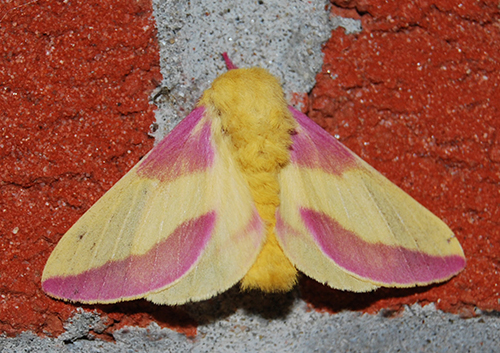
42;107;265;305
276;107;465;291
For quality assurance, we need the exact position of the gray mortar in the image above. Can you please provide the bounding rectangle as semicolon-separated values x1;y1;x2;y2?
150;0;341;140
1;303;499;352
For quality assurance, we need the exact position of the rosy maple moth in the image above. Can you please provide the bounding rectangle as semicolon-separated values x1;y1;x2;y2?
42;54;465;305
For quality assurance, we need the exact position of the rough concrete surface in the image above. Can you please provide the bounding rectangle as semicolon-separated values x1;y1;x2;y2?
150;0;337;139
2;302;499;352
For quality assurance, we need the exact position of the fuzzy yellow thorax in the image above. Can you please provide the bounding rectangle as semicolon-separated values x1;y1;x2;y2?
199;68;298;291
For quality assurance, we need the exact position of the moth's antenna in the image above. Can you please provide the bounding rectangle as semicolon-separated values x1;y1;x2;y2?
222;52;238;70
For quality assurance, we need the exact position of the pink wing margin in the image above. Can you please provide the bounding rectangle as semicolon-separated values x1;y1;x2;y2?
276;107;465;287
43;214;216;302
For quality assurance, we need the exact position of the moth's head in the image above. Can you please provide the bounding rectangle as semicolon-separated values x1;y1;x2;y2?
199;67;295;153
199;67;286;111
199;68;290;131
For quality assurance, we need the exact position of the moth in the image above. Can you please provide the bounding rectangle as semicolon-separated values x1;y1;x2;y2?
42;54;465;305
